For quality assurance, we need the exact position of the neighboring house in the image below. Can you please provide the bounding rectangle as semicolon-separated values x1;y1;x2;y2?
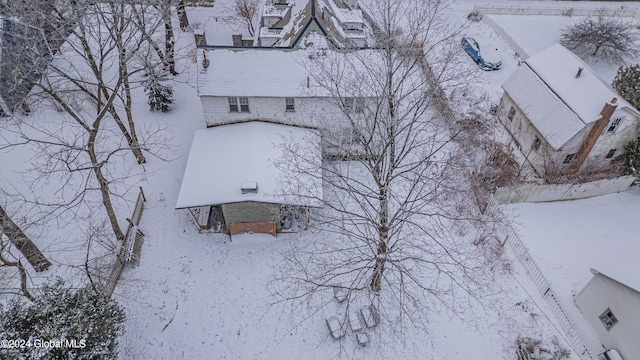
258;0;366;48
175;121;323;234
575;264;640;360
498;44;640;176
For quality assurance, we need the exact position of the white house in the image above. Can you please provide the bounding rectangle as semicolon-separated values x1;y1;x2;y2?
175;121;323;233
575;263;640;360
498;44;640;176
196;47;372;153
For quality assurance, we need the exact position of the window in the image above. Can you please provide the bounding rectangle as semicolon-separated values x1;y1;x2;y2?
343;97;364;113
285;97;295;112
607;117;622;133
605;149;617;159
344;97;354;113
239;97;250;112
228;97;250;112
599;308;618;330
507;106;516;121
532;136;541;151
341;128;352;145
354;98;364;113
563;153;576;164
228;97;238;112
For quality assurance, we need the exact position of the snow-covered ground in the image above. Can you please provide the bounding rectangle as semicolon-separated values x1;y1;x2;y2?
2;1;640;359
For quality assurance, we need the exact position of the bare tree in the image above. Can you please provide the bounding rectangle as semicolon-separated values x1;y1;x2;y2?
1;233;35;301
273;0;505;343
560;16;640;63
234;0;259;37
0;0;171;240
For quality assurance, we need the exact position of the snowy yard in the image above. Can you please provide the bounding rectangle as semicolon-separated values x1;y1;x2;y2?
2;1;640;359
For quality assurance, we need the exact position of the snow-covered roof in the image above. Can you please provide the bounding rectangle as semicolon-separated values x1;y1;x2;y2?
502;62;584;150
175;121;323;209
197;49;320;97
196;48;378;98
592;262;640;294
502;44;637;150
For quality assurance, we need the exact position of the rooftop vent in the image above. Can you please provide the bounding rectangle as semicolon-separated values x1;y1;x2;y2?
575;66;583;78
241;182;258;194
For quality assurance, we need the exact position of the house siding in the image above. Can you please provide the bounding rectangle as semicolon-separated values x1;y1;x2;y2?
498;93;556;173
575;274;640;359
201;96;349;128
584;108;640;170
499;93;640;174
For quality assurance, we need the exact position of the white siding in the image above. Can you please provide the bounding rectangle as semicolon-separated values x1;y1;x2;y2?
585;108;640;170
201;96;352;129
575;274;640;359
498;93;640;174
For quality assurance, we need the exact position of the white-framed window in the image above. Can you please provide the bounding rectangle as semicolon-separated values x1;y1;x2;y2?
239;97;250;112
532;136;541;151
507;106;516;121
228;97;250;112
343;97;364;113
286;97;295;112
605;149;617;159
228;97;238;112
599;308;618;330
563;153;576;164
607;117;623;133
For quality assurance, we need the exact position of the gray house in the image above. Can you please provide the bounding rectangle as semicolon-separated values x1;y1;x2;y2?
575;263;640;359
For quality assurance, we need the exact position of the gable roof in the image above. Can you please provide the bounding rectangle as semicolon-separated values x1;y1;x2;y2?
175;121;323;209
196;48;322;97
591;262;640;294
196;48;379;98
502;44;638;150
260;0;365;49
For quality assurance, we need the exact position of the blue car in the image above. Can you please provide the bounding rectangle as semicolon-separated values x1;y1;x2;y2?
461;36;502;71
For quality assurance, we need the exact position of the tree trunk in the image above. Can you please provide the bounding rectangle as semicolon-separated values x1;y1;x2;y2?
164;4;177;75
114;10;146;165
370;186;389;293
88;131;124;241
177;0;189;31
0;205;51;272
0;253;35;301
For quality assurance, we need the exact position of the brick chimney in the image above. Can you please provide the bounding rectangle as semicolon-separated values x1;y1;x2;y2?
571;98;618;173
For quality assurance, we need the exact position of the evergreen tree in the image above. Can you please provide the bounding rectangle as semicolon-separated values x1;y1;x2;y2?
0;279;126;360
143;67;174;113
623;136;640;181
612;64;640;110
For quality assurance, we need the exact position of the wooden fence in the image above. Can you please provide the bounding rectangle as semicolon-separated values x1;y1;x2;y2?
101;187;146;297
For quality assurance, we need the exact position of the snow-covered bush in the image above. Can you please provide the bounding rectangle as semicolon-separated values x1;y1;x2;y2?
515;336;570;360
0;279;125;360
143;68;174;113
612;64;640;110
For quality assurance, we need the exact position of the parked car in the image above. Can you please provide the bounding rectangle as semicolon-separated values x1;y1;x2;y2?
598;349;623;360
461;36;502;71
